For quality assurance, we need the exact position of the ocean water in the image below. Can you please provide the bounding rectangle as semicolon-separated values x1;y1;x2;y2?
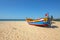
0;19;60;21
0;19;25;21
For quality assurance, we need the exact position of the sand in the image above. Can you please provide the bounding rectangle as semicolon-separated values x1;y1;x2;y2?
0;21;60;40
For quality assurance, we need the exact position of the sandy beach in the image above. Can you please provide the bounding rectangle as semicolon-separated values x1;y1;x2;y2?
0;21;60;40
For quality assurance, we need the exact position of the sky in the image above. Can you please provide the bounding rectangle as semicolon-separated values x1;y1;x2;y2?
0;0;60;19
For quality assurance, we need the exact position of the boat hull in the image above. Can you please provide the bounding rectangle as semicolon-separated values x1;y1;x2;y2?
28;21;50;27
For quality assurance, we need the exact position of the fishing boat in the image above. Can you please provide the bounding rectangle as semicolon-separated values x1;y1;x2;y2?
26;13;52;27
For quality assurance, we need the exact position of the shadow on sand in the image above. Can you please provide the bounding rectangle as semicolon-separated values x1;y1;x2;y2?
46;25;58;28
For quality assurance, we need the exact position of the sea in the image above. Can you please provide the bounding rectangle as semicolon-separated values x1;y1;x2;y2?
0;19;25;21
0;19;60;21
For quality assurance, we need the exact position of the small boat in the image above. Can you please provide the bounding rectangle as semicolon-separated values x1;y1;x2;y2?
26;13;52;27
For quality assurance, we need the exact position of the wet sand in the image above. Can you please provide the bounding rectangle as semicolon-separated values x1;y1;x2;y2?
0;21;60;40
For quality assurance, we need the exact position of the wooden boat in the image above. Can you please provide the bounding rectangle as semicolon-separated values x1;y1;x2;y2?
26;14;52;27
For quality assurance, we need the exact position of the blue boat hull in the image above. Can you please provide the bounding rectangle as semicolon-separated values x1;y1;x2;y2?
28;21;50;26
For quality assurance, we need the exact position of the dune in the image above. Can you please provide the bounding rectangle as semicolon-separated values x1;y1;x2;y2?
0;21;60;40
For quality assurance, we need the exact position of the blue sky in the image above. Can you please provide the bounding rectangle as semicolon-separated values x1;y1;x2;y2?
0;0;60;19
